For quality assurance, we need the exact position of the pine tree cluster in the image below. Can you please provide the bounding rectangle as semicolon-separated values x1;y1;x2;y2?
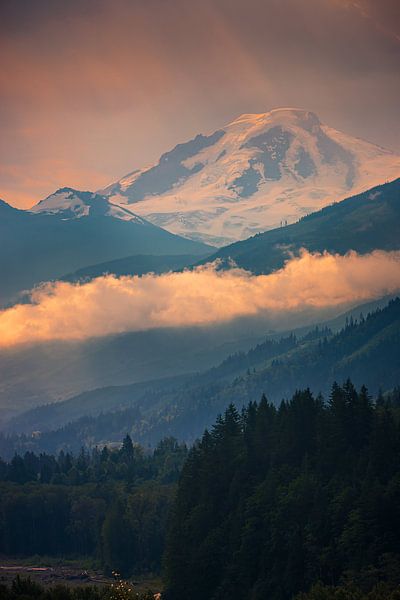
164;383;400;600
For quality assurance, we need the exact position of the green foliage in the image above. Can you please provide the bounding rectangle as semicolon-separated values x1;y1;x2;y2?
164;383;400;600
0;438;186;577
0;481;174;577
295;581;400;599
0;436;188;485
0;575;155;600
108;579;155;600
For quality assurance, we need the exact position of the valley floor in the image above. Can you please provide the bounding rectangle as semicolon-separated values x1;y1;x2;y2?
0;559;161;594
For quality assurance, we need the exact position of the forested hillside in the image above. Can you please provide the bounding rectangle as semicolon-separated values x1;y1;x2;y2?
6;299;400;455
2;383;400;599
164;383;400;600
202;178;400;273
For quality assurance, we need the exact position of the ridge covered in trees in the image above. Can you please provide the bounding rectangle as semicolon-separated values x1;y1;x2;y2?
5;298;400;456
164;382;400;600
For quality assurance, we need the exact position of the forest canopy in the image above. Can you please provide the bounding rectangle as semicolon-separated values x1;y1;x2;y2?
164;383;400;600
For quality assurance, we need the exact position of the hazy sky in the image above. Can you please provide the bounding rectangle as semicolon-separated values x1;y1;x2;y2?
1;0;399;208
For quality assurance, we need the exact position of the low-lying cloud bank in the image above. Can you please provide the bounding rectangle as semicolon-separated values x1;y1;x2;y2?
1;250;400;348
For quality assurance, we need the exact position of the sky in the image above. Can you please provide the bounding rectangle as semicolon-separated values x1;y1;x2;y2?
1;0;399;209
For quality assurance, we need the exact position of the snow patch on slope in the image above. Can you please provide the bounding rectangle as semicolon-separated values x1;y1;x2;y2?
31;188;148;225
103;109;400;246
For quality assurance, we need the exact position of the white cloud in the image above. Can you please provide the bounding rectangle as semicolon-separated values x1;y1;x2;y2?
0;249;399;348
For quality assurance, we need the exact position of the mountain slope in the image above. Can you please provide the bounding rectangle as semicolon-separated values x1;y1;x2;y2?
62;253;204;283
7;298;400;451
103;108;400;245
200;178;400;273
30;187;148;222
0;323;266;421
0;188;210;306
3;296;392;433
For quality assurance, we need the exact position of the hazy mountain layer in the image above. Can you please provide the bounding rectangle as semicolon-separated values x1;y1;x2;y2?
0;188;210;306
0;324;267;421
62;253;205;283
6;297;399;453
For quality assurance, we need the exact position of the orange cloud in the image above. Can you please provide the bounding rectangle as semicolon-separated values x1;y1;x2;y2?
0;250;399;348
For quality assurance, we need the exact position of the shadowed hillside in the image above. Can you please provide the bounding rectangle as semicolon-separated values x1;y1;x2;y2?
200;178;400;273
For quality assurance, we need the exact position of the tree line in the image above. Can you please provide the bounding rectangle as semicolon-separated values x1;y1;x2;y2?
2;381;400;598
0;437;187;576
0;435;187;485
163;382;400;599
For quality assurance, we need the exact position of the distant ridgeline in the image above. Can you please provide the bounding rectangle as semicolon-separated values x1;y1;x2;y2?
164;383;400;600
5;297;400;455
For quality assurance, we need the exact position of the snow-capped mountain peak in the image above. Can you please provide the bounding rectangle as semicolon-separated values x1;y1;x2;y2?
102;108;400;246
31;187;148;224
228;107;320;128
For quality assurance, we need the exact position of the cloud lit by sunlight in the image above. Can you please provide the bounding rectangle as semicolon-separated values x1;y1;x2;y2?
0;250;399;348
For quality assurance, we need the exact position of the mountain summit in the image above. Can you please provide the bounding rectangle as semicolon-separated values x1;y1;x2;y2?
0;189;210;307
102;108;400;245
31;187;147;224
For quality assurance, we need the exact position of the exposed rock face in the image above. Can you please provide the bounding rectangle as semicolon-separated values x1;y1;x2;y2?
102;108;400;246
